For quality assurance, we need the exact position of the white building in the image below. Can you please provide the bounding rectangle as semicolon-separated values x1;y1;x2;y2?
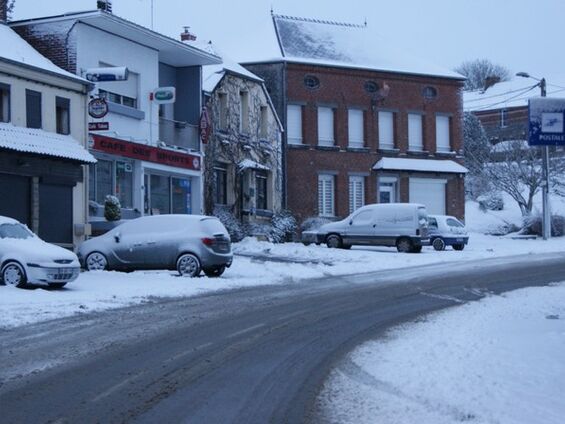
11;7;220;233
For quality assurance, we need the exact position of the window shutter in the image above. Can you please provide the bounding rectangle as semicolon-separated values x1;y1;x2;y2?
408;113;423;151
287;105;302;144
348;109;364;148
378;111;394;149
318;174;334;216
318;107;334;146
349;176;365;214
436;115;451;152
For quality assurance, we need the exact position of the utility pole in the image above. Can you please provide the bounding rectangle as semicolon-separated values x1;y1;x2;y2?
540;78;551;240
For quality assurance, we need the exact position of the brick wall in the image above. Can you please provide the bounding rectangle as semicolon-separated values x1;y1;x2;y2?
474;106;528;143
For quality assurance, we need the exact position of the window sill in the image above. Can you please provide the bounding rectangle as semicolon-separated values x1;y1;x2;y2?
288;143;310;150
107;102;145;120
346;147;370;153
378;148;400;154
315;145;340;152
435;150;456;156
407;150;429;156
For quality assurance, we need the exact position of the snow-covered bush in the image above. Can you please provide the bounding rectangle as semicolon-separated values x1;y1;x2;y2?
522;214;565;237
485;222;520;236
477;192;504;212
104;195;121;221
213;206;246;242
301;216;332;232
269;210;297;243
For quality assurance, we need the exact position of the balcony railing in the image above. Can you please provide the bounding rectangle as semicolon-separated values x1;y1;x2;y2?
159;117;199;151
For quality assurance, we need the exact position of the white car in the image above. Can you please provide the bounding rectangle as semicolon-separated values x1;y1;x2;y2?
0;216;80;288
427;214;469;251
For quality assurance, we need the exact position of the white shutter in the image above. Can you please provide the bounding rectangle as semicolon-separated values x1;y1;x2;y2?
318;174;335;216
348;109;364;148
378;111;394;149
408;113;423;151
287;105;302;144
349;176;365;214
318;107;334;146
436;115;451;152
409;178;447;215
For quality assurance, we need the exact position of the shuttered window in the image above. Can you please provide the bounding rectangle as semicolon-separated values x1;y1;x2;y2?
26;89;42;129
287;105;302;144
378;111;394;149
349;176;365;214
348;109;364;148
408;113;423;151
318;174;335;217
436;115;451;152
318;107;334;146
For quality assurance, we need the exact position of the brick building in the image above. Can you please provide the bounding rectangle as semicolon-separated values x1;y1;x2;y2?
244;14;468;223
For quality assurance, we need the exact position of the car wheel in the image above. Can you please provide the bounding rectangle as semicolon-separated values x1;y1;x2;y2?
453;244;465;251
203;266;226;278
85;252;108;271
48;283;67;289
432;238;446;251
342;244;352;250
326;234;342;249
411;245;423;253
396;237;413;253
1;262;27;288
302;242;311;246
177;253;201;277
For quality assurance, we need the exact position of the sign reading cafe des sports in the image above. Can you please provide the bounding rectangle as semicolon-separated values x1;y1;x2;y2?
529;97;565;146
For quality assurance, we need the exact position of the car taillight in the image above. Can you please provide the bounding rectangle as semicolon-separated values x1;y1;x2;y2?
201;237;215;246
416;229;420;236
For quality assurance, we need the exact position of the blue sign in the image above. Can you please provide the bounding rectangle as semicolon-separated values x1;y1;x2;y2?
528;97;565;145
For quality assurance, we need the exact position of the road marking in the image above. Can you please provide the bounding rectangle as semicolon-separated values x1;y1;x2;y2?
228;323;265;339
276;310;305;322
167;342;213;362
420;292;464;304
91;371;145;403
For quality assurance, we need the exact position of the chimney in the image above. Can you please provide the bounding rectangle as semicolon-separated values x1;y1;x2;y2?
97;0;112;13
180;26;197;42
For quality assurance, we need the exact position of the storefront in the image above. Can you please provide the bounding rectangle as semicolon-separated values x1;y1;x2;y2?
88;134;202;221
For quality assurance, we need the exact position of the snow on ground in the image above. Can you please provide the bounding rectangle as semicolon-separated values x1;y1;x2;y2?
317;282;565;424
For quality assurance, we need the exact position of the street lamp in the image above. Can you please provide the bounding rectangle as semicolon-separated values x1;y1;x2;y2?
516;72;550;239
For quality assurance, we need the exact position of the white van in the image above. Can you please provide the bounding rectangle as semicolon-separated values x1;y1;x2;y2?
302;203;429;253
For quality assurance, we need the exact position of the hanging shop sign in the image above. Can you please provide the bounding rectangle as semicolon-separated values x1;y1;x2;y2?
152;87;176;104
199;107;211;144
89;122;110;131
529;97;565;146
88;98;109;119
91;134;201;171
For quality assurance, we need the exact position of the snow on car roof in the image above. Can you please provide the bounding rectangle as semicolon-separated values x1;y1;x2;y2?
0;216;19;225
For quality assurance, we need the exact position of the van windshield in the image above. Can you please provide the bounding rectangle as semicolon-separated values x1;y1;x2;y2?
417;208;428;226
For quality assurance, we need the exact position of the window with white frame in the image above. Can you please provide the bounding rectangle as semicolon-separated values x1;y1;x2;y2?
98;63;139;109
318;174;335;217
378;111;394;149
348;109;364;148
349;176;365;214
436;115;451;152
318;107;335;146
408;113;423;151
286;104;303;144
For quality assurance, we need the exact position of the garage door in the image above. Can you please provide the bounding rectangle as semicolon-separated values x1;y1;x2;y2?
409;178;446;215
0;173;31;226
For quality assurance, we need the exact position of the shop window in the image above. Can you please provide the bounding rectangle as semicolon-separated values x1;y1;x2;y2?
115;161;133;208
150;174;171;214
378;111;394;149
255;171;268;210
88;159;133;208
0;83;10;123
172;177;191;214
318;174;335;217
26;89;42;129
214;165;227;205
56;97;70;135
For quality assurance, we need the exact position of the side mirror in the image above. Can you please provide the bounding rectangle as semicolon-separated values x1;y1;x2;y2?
349;220;353;225
114;233;121;243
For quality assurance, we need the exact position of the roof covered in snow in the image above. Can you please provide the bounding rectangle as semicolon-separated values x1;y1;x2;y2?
373;157;468;174
266;14;464;80
0;123;96;163
0;23;88;84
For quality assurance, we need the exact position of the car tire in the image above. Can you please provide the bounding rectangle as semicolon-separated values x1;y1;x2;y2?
203;266;226;278
177;253;201;277
48;283;67;289
432;238;446;251
326;234;342;249
396;237;413;253
411;245;423;253
1;261;27;288
85;252;108;271
453;244;465;251
342;244;352;250
302;242;311;246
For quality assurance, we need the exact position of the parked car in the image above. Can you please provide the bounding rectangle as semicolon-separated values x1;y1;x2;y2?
0;216;80;288
78;215;232;277
302;203;429;253
427;215;469;251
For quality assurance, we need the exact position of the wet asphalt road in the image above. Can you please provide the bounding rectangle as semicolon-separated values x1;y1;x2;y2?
1;252;564;424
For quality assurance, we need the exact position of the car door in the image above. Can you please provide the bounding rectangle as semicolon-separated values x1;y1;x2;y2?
110;221;150;269
344;209;375;245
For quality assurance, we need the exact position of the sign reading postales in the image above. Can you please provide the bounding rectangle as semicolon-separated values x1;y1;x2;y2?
88;98;109;119
528;97;565;146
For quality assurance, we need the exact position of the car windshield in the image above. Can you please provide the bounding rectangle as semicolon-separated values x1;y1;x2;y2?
0;223;34;239
428;217;438;228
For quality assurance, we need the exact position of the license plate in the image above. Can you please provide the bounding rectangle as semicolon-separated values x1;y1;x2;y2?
456;238;464;242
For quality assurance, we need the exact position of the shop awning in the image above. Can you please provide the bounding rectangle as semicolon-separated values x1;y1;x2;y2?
373;157;468;174
0;123;96;163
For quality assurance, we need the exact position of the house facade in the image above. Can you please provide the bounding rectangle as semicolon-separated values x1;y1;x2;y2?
0;22;94;248
11;7;220;232
245;15;468;223
202;48;283;224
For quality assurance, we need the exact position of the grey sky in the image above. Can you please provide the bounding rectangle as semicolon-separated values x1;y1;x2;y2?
12;0;564;80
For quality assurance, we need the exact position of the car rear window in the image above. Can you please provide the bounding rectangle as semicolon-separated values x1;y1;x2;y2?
0;223;33;239
428;217;438;228
201;218;228;236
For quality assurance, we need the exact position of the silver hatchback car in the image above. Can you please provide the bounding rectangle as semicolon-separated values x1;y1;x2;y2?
78;215;232;277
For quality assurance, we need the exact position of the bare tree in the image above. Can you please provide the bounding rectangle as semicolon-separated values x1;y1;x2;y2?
455;59;511;91
0;0;15;20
